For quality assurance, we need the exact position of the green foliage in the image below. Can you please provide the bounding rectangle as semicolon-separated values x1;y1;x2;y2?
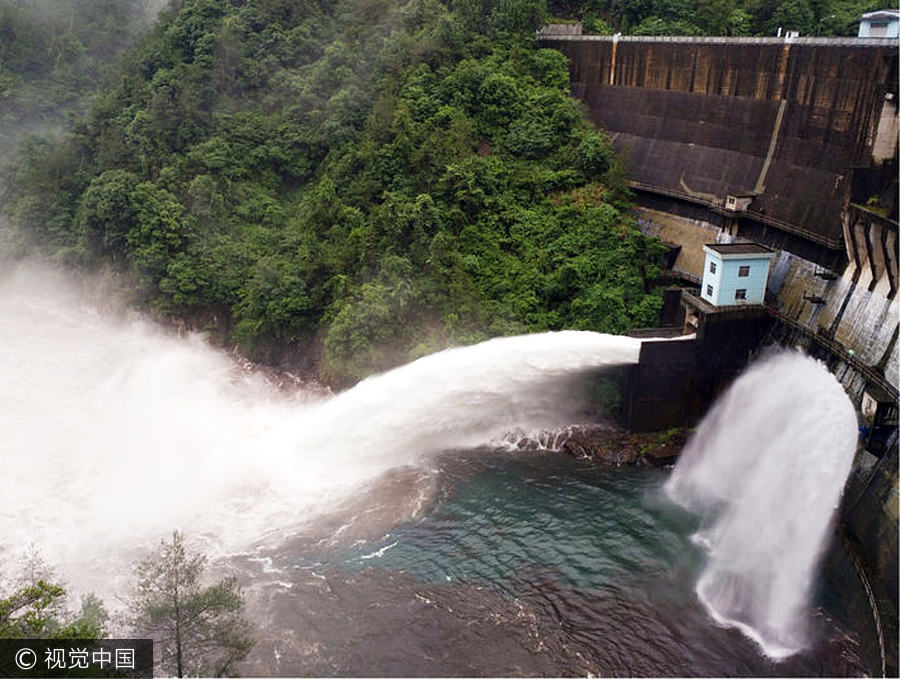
631;15;704;35
0;550;107;640
0;0;153;158
325;281;405;379
761;0;817;35
1;581;67;638
493;0;549;34
76;169;141;256
548;0;884;36
575;131;614;180
4;0;669;384
130;531;255;678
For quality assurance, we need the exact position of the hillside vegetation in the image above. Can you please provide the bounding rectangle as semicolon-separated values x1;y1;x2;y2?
2;0;668;384
0;0;162;156
546;0;889;37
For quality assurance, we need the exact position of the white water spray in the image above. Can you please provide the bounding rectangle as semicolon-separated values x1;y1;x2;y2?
666;350;858;659
0;263;641;599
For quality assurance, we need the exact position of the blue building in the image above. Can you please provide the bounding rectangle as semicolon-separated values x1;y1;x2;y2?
858;9;900;38
700;243;775;307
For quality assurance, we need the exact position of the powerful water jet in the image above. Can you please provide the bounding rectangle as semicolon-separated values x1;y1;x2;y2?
0;262;872;676
0;262;642;599
666;350;858;659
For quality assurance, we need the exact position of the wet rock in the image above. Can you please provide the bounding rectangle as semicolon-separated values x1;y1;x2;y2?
542;424;690;468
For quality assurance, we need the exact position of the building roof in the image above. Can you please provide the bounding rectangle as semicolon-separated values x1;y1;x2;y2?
537;23;583;36
703;243;775;257
861;9;900;21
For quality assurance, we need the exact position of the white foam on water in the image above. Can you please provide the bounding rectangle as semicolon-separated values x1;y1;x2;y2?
0;262;641;599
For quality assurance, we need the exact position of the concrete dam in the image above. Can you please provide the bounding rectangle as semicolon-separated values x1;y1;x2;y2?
538;35;898;264
539;33;899;675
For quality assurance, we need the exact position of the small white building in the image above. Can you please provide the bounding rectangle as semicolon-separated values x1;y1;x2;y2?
858;9;900;38
724;194;754;213
700;243;776;307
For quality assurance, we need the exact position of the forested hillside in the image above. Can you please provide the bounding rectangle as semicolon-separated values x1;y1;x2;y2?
546;0;889;37
0;0;163;155
2;0;667;384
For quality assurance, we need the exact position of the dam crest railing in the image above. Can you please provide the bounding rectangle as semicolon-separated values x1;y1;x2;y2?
536;33;900;48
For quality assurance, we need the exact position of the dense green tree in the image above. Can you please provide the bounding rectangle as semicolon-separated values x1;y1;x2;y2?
494;0;549;33
75;169;141;258
631;15;704;35
0;581;105;639
0;0;156;157
0;549;107;640
575;132;615;180
130;531;254;678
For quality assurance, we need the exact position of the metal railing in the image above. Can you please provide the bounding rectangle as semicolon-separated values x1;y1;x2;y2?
765;307;899;400
536;33;900;48
627;181;846;250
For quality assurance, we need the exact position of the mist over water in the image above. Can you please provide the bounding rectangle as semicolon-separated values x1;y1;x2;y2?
0;262;641;600
666;350;858;659
0;262;870;675
0;263;294;594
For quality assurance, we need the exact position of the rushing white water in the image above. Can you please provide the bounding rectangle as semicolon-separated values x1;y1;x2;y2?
0;262;641;599
666;350;858;659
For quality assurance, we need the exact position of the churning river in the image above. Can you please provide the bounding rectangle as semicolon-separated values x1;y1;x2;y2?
0;262;868;676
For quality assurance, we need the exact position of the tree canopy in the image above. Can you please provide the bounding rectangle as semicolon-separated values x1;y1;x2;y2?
2;0;671;384
0;549;107;640
130;531;254;677
546;0;890;36
0;0;161;159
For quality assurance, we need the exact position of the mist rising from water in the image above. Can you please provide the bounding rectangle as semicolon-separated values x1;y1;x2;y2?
666;350;857;659
0;262;641;599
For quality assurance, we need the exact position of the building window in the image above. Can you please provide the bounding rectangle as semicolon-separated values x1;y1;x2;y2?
709;261;717;274
706;284;714;297
738;265;750;277
735;288;747;301
870;21;889;37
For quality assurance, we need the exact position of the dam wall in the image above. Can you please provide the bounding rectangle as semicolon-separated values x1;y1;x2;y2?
620;266;898;675
637;206;899;398
625;305;773;433
636;209;900;394
542;35;899;395
621;208;898;675
538;36;899;261
545;34;899;674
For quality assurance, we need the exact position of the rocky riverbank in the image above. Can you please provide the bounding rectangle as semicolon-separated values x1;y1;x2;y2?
513;424;690;467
